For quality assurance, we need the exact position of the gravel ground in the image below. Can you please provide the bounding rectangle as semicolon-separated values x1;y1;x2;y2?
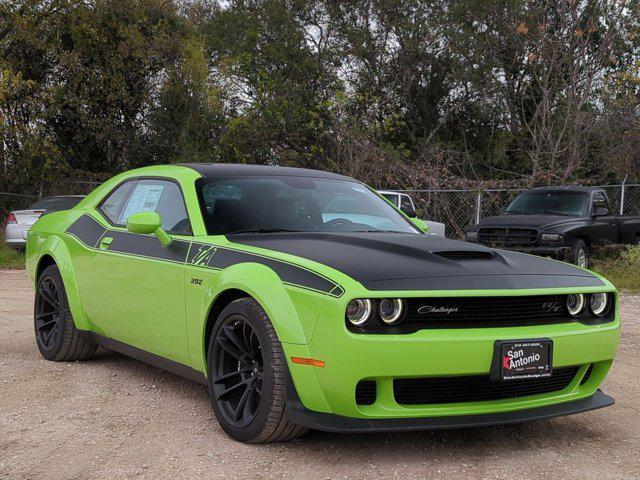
1;269;639;480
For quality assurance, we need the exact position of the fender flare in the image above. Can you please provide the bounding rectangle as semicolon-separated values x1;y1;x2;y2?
194;262;317;374
35;235;91;331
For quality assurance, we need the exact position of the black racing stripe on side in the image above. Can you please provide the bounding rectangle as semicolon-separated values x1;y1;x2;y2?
209;248;339;295
187;244;342;296
106;230;191;263
66;215;107;248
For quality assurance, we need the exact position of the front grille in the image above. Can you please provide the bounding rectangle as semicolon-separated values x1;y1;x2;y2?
347;295;615;334
433;250;494;261
478;227;538;246
402;295;569;329
355;380;377;405
394;366;580;405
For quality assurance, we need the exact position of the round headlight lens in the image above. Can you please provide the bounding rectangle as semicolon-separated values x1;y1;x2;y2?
379;299;404;324
589;293;609;316
567;294;587;316
346;299;373;326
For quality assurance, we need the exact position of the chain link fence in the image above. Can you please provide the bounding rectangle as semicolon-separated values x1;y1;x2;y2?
1;180;103;222
391;182;640;239
3;176;640;240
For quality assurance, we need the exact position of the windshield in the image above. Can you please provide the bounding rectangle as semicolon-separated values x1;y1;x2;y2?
30;196;82;212
505;192;587;216
196;177;419;235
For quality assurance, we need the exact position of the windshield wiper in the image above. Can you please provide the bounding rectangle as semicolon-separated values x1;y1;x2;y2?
226;228;302;234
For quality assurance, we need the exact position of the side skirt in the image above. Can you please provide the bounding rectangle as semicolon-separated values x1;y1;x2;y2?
91;333;207;386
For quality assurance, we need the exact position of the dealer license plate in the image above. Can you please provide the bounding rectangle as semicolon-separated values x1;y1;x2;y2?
493;340;553;381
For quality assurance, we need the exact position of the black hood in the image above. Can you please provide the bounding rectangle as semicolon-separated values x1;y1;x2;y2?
477;214;579;231
229;232;603;291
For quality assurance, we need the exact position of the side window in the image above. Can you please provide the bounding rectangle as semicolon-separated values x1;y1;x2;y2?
120;180;191;234
381;193;399;207
100;179;192;235
400;195;414;212
592;192;608;212
99;180;137;224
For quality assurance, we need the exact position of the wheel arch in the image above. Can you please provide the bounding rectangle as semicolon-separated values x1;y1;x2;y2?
195;262;313;376
35;236;90;331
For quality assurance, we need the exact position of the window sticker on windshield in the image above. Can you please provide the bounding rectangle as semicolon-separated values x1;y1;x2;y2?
119;184;165;223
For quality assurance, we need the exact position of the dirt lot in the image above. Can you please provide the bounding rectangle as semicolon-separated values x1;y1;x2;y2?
1;270;639;480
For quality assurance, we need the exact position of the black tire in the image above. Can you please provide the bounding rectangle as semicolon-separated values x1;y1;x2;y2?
571;239;589;268
34;265;98;361
207;297;308;443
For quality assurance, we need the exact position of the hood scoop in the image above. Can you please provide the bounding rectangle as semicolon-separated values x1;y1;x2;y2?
432;250;494;261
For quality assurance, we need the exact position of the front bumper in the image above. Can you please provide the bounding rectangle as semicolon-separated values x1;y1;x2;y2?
286;382;614;432
283;292;620;423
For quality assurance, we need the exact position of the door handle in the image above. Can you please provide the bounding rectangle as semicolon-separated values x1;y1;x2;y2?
99;236;114;250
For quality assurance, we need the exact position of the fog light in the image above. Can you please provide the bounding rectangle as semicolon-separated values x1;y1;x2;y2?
589;293;609;316
379;299;404;324
346;299;373;326
567;294;587;316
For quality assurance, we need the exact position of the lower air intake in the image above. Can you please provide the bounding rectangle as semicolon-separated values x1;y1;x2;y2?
355;380;377;405
393;366;580;405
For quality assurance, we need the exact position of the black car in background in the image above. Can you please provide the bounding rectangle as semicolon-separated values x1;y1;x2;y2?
466;187;640;267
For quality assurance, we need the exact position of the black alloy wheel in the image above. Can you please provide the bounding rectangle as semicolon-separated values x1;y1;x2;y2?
207;297;307;443
35;275;62;352
211;316;264;428
34;265;98;361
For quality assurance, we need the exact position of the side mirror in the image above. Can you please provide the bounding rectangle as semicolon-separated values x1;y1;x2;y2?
593;207;609;217
410;217;429;233
126;211;172;246
401;204;417;218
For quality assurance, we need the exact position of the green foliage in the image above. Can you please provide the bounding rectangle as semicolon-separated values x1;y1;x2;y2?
0;233;25;269
0;0;639;198
593;245;640;293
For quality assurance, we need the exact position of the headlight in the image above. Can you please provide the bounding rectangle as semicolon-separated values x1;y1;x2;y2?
346;299;373;326
589;293;609;316
566;293;587;316
379;299;404;324
465;231;478;241
541;233;564;243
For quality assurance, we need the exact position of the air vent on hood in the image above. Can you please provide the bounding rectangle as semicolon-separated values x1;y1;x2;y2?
433;250;494;261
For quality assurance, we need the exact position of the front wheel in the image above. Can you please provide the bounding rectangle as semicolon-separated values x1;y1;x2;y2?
34;265;98;361
570;239;589;268
207;297;307;443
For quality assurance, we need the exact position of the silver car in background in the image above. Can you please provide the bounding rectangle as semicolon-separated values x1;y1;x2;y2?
4;195;84;250
378;190;446;237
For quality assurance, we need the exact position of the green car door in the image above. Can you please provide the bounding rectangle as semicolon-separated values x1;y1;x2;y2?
88;178;193;365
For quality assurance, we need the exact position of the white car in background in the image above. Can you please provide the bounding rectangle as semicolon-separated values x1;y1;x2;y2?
4;195;84;250
378;190;446;237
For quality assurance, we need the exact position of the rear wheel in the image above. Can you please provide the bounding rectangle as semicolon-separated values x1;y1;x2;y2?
34;265;98;361
207;297;307;443
571;239;589;268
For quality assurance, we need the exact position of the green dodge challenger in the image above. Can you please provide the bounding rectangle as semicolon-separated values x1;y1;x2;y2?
25;164;620;443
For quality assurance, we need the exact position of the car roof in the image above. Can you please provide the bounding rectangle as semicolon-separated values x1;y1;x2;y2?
178;163;355;182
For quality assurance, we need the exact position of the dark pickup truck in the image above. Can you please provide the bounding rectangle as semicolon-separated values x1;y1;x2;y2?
465;186;640;267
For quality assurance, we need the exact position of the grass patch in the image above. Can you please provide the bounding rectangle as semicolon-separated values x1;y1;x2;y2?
592;245;640;293
0;231;25;269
